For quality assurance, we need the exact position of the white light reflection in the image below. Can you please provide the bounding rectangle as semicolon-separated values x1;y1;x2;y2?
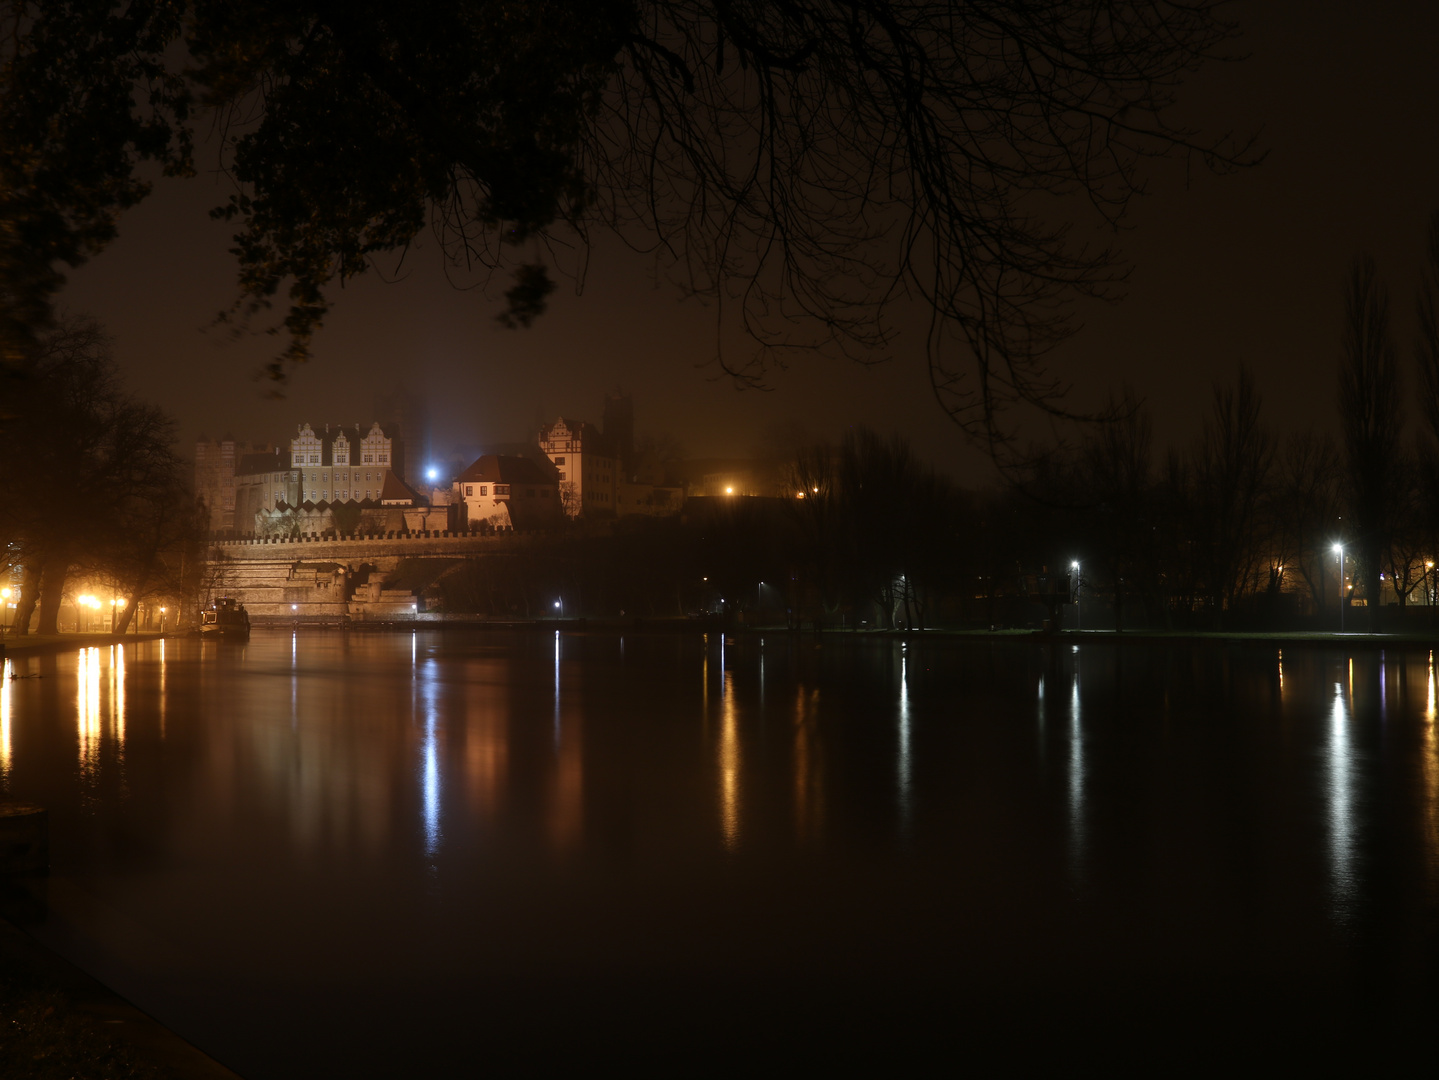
77;647;101;775
111;645;125;750
897;651;912;833
1;658;11;781
1327;677;1357;923
554;630;562;745
1068;660;1085;890
420;658;442;859
1278;649;1284;695
1428;651;1436;722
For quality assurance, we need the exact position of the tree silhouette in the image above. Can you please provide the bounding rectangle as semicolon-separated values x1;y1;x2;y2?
1;1;1252;447
1338;256;1404;632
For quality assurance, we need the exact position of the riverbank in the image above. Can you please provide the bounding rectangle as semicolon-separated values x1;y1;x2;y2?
0;631;171;660
0;908;241;1079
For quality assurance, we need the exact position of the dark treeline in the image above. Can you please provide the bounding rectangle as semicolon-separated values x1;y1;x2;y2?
0;318;203;634
1048;225;1439;633
435;220;1439;633
434;428;1025;630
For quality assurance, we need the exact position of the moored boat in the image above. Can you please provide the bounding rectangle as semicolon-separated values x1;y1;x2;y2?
200;597;251;639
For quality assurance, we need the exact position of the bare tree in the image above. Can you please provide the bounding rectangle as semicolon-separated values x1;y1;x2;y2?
1273;430;1343;618
0;317;187;633
1338;256;1404;631
2;2;1254;450
1413;210;1439;618
1193;366;1273;626
1075;389;1154;630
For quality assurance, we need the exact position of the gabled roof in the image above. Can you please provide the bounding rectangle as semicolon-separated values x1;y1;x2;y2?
380;472;422;504
457;454;557;486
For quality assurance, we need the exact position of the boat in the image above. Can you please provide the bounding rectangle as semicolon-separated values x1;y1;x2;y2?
200;597;251;639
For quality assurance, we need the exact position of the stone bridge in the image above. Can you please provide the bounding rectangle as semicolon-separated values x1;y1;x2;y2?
205;532;526;622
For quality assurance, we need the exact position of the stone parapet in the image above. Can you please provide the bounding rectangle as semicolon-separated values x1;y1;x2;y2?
207;531;526;562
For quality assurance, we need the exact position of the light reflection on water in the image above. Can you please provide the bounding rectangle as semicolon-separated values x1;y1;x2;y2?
896;650;912;834
1427;653;1439;903
1328;673;1357;921
719;668;740;850
420;657;442;859
76;647;102;776
0;636;1438;1075
0;657;11;780
1068;658;1085;888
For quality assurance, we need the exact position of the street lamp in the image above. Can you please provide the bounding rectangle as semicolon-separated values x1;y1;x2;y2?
1071;560;1082;631
1333;543;1345;633
160;606;167;633
555;598;564;619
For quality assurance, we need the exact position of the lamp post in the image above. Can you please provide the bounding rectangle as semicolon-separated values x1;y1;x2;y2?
554;598;564;620
1333;543;1345;633
1071;560;1082;632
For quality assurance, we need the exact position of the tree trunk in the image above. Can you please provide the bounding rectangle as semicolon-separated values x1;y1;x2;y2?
37;558;68;634
115;590;140;634
11;560;42;634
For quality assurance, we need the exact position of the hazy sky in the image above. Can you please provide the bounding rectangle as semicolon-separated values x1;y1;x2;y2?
58;1;1439;487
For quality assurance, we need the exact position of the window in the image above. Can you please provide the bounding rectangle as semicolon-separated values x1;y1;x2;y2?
554;456;565;465
495;485;509;496
363;453;373;464
478;485;488;496
558;471;566;481
366;490;372;499
465;485;473;496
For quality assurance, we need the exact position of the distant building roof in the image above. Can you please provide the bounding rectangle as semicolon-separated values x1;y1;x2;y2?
457;454;557;486
235;450;288;477
539;417;611;456
380;472;422;504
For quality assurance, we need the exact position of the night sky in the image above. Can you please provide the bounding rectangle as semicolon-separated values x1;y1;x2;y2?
58;1;1439;486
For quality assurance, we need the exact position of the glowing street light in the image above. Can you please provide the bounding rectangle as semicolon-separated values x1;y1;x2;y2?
1070;561;1082;632
725;486;734;495
426;466;439;482
554;597;565;619
1333;543;1345;633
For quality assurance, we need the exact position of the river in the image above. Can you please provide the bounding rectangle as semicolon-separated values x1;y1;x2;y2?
1;632;1437;1073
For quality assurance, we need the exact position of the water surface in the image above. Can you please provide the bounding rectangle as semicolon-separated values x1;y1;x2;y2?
2;633;1437;1072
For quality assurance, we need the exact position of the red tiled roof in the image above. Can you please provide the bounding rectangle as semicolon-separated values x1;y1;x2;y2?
456;455;557;486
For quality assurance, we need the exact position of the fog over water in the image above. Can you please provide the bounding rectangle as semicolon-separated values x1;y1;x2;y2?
2;633;1438;1073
